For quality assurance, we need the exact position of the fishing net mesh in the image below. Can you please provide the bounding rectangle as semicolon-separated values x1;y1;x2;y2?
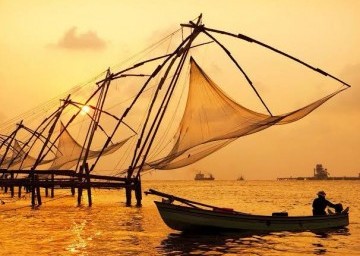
49;123;130;170
148;58;344;170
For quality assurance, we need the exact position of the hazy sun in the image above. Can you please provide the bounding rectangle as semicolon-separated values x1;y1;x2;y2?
80;105;91;115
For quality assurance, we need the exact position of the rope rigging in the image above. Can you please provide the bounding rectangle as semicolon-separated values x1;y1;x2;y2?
1;14;351;177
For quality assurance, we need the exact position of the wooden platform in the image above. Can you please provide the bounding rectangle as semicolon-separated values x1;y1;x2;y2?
0;169;141;207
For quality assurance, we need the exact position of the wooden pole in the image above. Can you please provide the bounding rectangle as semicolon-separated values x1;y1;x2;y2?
125;186;132;207
31;171;35;207
35;175;42;206
45;177;49;197
84;163;92;207
51;173;54;198
32;96;71;170
125;169;132;206
129;16;203;184
71;177;75;196
0;121;23;167
18;185;22;198
200;29;273;116
181;24;353;87
3;173;8;193
135;177;142;207
10;173;14;197
77;166;83;206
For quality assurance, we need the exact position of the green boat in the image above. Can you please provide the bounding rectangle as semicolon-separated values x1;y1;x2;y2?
146;189;349;232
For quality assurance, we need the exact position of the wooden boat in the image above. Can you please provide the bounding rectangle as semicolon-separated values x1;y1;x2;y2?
146;189;349;232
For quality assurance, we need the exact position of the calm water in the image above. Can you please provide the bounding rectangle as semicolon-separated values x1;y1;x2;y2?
0;180;359;255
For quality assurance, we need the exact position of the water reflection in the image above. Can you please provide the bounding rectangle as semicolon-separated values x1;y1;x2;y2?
310;228;350;255
1;182;357;255
158;231;271;255
65;206;146;255
158;228;351;256
311;227;350;238
67;220;88;253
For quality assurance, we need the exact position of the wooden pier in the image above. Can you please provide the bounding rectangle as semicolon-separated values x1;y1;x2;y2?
0;169;142;207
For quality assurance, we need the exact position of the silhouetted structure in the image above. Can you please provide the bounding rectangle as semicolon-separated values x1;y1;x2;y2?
0;14;352;208
277;164;360;180
194;171;215;181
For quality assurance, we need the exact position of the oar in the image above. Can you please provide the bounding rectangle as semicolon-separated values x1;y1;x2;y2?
145;188;228;211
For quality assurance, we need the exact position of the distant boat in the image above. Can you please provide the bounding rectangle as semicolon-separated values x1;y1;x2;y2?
194;171;214;181
237;175;244;181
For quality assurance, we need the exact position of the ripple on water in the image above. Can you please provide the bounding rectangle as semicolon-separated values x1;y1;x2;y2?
0;180;359;255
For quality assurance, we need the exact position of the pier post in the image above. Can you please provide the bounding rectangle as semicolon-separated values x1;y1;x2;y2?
84;163;92;207
35;175;42;206
51;173;54;198
125;179;132;207
71;181;75;196
70;173;75;196
45;177;49;197
4;173;8;193
18;185;22;198
125;168;132;206
77;166;83;206
30;171;36;207
10;173;14;198
135;178;142;207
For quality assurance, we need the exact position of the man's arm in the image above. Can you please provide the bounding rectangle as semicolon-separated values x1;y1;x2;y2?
326;199;336;208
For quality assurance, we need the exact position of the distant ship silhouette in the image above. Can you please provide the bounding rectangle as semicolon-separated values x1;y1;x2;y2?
237;175;245;181
277;164;360;180
194;171;215;180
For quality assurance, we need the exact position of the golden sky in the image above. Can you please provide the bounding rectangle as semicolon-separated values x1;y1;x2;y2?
1;0;359;179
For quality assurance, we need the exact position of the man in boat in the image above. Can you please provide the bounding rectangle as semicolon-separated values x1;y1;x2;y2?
312;191;338;215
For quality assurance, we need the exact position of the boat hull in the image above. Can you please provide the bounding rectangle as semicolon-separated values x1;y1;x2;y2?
194;178;214;181
154;201;349;232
